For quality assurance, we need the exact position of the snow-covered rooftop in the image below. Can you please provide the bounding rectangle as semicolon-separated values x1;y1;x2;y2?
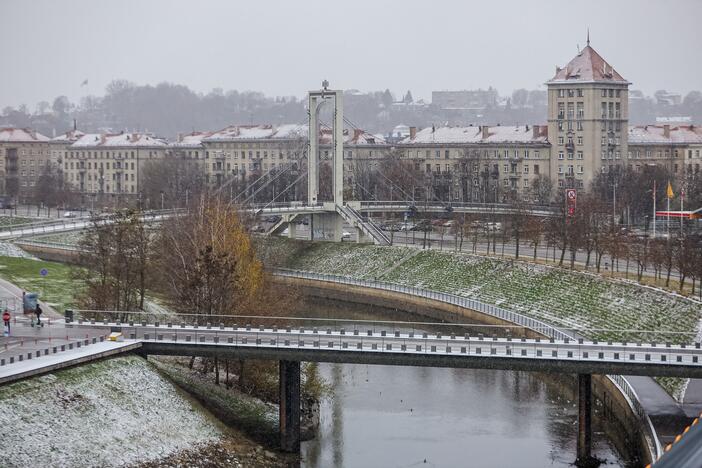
202;124;384;145
170;131;213;148
203;124;308;142
51;129;86;142
548;45;628;84
628;125;702;145
71;132;167;148
399;125;548;145
0;127;50;142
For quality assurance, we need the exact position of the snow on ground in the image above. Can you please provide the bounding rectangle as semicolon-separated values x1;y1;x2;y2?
0;355;221;467
0;241;37;259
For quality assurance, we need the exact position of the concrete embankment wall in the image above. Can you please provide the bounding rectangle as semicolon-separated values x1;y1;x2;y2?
276;275;652;466
16;243;81;264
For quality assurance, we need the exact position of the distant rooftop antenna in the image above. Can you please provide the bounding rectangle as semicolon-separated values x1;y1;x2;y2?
586;28;590;46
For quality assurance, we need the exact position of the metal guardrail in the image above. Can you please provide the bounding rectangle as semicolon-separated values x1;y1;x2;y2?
0;209;182;238
274;267;662;461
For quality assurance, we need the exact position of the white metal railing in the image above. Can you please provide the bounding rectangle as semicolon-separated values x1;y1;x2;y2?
0;209;181;238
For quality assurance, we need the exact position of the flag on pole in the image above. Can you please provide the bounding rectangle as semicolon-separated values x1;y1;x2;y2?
666;181;674;199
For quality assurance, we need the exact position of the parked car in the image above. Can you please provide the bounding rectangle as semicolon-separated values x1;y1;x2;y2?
485;222;503;231
263;215;281;223
411;220;431;231
341;231;351;240
63;211;76;218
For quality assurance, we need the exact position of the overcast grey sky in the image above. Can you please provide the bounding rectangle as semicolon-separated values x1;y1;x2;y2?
1;0;700;108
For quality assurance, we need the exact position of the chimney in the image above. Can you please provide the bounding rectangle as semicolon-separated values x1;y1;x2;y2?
663;124;671;139
481;125;489;139
532;125;540;139
353;128;363;140
73;119;77;131
409;126;417;140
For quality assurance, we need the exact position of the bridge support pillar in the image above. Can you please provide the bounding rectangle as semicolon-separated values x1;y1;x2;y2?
576;373;599;467
279;360;301;452
287;221;296;239
312;212;343;242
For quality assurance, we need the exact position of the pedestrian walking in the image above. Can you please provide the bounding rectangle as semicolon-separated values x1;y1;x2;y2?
35;303;42;326
2;309;10;336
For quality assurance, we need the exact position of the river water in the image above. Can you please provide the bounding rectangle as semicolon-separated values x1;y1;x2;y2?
297;300;631;468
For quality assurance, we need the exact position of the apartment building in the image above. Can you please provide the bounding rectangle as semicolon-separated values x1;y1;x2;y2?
546;41;629;190
628;124;702;176
63;132;166;196
0;127;51;199
397;124;550;202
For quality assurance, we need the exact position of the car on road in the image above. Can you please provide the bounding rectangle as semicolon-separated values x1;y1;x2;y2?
341;231;351;240
63;211;76;218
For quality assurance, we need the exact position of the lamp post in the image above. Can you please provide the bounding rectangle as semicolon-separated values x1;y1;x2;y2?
160;190;164;211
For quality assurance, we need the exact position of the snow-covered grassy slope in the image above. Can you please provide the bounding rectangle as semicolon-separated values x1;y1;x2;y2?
0;355;221;467
264;240;701;344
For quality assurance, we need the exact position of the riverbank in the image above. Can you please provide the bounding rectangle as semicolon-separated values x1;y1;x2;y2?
0;354;294;467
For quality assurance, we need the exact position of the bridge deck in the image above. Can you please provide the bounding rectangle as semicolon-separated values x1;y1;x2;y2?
66;322;702;378
0;340;140;385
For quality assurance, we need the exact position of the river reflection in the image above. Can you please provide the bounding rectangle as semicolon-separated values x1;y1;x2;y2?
297;300;629;468
301;364;625;468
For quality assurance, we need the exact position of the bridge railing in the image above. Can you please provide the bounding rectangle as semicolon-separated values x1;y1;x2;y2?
274;268;573;341
0;209;181;238
275;267;662;461
358;200;557;213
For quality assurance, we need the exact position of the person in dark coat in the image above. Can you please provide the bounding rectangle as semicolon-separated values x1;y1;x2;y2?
35;303;42;325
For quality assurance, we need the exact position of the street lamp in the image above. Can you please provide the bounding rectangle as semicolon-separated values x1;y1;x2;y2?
160;190;164;210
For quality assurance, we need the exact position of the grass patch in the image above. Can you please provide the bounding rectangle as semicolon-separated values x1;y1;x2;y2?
0;216;35;228
0;255;84;313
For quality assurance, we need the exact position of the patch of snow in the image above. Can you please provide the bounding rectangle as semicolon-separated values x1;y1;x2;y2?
0;356;221;467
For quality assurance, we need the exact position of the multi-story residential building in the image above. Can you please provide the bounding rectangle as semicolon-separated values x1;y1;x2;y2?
397;124;550;202
546;41;629;190
201;124;308;187
0;127;51;199
63;132;167;198
628;124;702;176
49;128;85;180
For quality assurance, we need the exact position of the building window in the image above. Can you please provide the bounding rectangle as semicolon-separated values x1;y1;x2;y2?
558;152;564;160
577;136;583;146
558;89;565;98
558;137;564;145
534;164;540;174
577;151;583;160
524;165;529;174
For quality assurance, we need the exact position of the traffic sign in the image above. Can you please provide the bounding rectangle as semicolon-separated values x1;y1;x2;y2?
566;189;577;217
